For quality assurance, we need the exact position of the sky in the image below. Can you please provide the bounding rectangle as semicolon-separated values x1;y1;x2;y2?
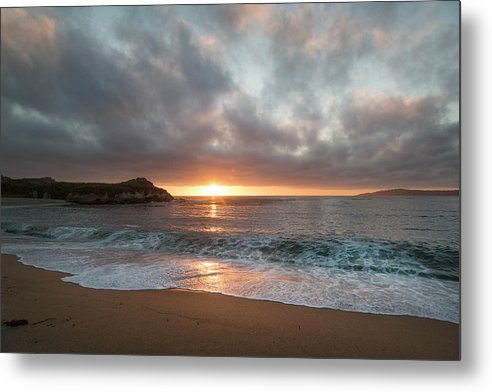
0;2;460;196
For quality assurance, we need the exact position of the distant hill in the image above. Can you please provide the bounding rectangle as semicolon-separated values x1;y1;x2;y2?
357;188;459;197
1;176;174;204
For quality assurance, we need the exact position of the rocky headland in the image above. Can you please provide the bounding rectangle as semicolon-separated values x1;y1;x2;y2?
1;176;174;204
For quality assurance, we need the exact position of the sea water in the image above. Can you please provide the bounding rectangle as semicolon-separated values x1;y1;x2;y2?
1;196;460;323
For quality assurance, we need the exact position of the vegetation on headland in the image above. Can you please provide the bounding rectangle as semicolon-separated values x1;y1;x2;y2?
357;188;459;197
1;176;174;204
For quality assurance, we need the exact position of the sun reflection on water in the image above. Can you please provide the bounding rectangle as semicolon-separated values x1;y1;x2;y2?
209;202;217;218
196;260;221;286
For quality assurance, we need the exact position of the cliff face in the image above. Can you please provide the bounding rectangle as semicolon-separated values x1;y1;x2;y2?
1;176;174;204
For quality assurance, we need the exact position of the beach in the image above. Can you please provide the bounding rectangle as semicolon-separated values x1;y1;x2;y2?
1;254;459;359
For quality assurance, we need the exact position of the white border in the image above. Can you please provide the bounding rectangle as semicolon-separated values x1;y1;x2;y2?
1;0;491;391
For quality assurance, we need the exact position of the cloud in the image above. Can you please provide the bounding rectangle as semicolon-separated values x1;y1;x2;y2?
333;91;459;187
230;4;272;30
1;3;459;190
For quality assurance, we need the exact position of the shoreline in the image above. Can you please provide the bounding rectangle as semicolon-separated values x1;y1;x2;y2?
1;253;460;358
10;253;458;325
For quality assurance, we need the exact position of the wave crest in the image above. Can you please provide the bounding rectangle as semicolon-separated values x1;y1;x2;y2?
2;222;459;281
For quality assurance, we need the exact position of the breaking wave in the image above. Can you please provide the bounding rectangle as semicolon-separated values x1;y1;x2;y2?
2;222;459;282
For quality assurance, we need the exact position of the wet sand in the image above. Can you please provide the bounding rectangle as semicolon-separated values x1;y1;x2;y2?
1;254;459;359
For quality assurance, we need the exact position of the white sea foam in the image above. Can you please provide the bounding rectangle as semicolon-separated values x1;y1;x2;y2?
2;222;458;281
1;238;459;323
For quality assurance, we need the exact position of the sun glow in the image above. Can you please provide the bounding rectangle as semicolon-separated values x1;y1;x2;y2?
200;184;229;196
164;184;390;197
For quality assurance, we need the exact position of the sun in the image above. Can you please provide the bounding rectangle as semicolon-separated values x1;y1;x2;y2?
200;184;229;197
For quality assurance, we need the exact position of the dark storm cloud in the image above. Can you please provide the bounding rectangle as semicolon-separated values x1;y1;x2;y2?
1;7;233;175
212;93;457;189
332;93;459;187
1;3;459;190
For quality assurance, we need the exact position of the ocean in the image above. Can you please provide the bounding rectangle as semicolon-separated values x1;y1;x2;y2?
1;196;460;323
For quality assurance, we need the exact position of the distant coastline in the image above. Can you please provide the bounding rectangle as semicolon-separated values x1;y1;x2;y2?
357;189;459;197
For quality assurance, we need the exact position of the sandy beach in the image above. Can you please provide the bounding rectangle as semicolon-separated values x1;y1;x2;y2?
1;253;459;359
